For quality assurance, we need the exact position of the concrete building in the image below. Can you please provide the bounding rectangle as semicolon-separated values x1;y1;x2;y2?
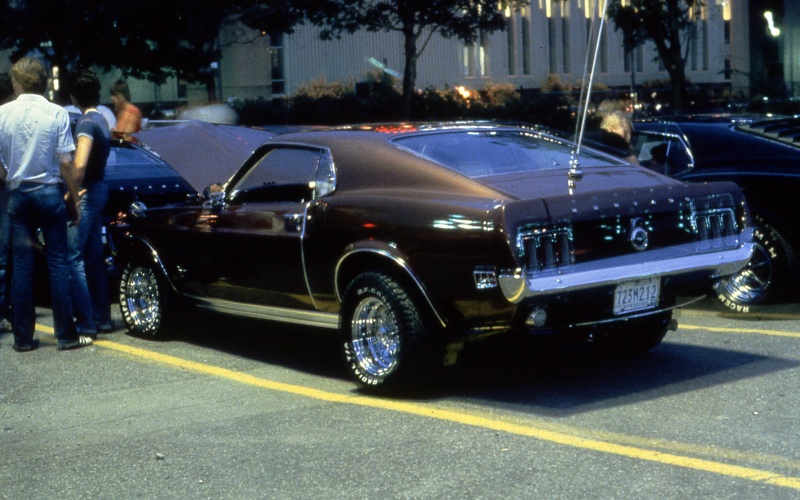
213;0;799;106
2;1;797;112
219;0;734;100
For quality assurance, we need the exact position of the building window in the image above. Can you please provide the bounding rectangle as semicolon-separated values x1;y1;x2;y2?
702;19;709;71
723;0;731;79
689;4;708;73
270;33;285;95
464;32;489;78
521;8;531;75
637;46;644;72
463;44;476;77
479;32;490;77
548;17;558;73
723;21;731;79
507;15;517;76
561;15;570;73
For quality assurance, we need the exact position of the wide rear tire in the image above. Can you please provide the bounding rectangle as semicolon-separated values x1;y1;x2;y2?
340;272;442;394
714;216;796;311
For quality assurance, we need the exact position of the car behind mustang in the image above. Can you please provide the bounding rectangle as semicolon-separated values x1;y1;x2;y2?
632;115;800;311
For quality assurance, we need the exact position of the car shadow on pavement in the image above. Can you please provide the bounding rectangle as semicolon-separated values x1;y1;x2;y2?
161;309;345;379
442;333;796;415
149;309;797;412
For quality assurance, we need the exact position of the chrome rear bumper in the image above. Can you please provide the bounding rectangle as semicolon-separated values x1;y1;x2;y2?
498;238;755;304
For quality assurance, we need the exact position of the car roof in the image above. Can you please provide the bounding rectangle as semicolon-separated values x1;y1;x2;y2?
256;122;638;200
636;115;800;148
636;113;779;125
258;124;508;197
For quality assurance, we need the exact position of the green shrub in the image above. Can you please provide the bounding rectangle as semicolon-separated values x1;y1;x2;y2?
233;74;613;133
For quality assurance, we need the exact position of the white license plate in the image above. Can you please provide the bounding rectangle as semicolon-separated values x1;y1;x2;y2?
613;277;660;315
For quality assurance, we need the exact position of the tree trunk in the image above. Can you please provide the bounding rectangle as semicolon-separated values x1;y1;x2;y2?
666;65;688;111
664;0;687;111
401;27;419;120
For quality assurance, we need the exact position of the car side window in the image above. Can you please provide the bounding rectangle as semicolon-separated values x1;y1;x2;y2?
229;146;324;204
631;131;693;177
315;151;336;198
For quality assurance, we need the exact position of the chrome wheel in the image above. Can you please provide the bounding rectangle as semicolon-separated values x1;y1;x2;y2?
714;217;795;310
714;242;772;305
119;264;163;336
350;296;401;379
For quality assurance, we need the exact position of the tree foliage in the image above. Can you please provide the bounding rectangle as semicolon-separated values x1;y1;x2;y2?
608;0;701;111
0;0;301;101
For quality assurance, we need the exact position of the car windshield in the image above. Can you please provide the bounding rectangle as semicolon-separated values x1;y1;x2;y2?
393;130;620;178
105;144;185;181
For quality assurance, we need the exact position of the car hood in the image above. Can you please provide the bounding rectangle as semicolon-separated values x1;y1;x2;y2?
133;120;276;192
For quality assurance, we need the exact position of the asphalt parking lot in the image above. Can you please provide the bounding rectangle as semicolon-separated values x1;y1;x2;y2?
1;297;799;498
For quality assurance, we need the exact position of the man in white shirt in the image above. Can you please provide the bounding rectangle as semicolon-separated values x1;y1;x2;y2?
0;57;93;351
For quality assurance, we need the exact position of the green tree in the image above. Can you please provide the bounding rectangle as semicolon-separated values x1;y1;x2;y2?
608;0;701;111
290;0;527;119
0;0;302;102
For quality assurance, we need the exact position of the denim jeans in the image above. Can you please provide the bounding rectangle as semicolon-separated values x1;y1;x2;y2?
68;180;111;330
0;184;11;321
9;183;77;345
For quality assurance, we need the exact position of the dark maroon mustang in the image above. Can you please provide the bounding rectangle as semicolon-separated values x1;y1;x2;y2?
111;122;754;393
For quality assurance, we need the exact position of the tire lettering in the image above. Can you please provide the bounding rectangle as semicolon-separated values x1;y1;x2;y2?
717;293;750;313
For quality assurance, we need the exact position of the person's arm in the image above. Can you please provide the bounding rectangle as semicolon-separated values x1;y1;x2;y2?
58;152;81;226
73;135;93;186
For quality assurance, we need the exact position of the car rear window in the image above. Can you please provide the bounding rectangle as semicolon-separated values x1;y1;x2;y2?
393;130;620;177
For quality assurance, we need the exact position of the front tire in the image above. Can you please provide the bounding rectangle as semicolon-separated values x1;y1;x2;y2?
340;272;442;394
119;262;170;337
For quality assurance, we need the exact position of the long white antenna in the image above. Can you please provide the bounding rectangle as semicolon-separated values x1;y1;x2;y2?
574;1;598;142
569;0;610;192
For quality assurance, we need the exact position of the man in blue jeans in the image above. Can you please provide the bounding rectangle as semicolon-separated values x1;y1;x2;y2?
0;57;93;351
67;70;113;338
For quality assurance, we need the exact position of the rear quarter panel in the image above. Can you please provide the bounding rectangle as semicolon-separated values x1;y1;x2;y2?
302;189;529;330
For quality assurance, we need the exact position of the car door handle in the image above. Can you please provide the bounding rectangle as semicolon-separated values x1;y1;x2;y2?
283;213;304;232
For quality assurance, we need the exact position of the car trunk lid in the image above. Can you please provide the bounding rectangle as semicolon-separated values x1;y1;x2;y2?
498;168;743;269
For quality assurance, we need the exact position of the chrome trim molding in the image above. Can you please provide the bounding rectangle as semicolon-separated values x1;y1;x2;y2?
123;235;179;294
498;238;755;304
187;295;340;329
335;247;448;328
298;202;318;310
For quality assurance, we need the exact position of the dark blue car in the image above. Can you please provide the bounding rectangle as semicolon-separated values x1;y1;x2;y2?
631;115;800;311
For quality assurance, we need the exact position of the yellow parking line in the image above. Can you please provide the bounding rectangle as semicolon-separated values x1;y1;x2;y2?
684;309;800;322
681;324;800;339
35;323;800;490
